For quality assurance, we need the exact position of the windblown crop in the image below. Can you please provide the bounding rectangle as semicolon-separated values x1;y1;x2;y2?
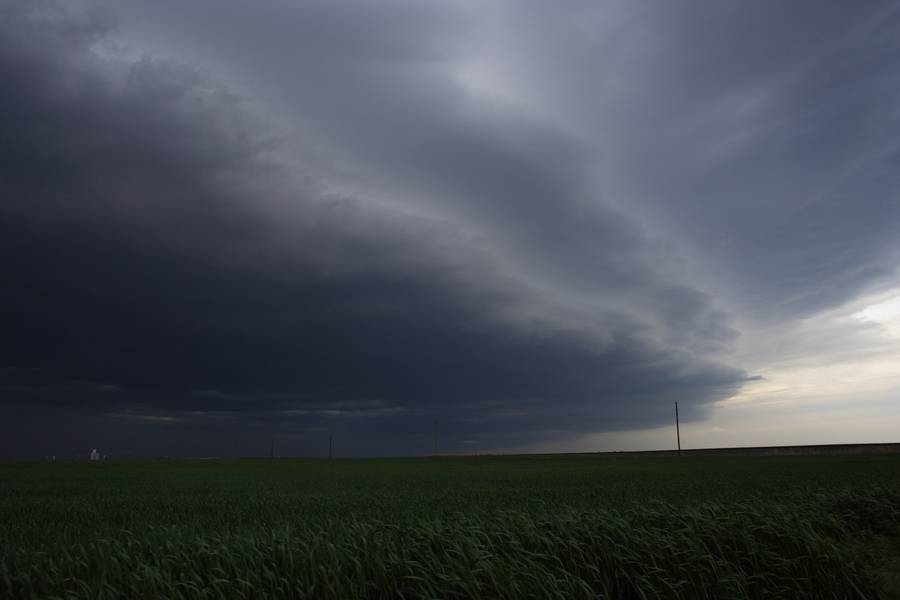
1;455;898;599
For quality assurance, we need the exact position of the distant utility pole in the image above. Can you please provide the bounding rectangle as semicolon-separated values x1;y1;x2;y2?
271;439;276;459
329;432;333;460
675;402;682;456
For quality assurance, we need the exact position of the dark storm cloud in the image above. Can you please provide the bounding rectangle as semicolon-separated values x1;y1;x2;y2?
105;0;742;352
10;0;899;457
1;1;757;456
94;0;900;451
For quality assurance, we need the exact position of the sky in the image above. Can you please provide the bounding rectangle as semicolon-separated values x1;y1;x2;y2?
2;0;900;458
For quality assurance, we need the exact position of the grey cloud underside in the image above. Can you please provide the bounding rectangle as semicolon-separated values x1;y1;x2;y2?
112;0;900;322
584;2;900;318
1;1;755;456
107;0;743;352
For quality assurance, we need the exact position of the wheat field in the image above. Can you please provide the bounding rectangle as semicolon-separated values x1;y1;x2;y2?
2;454;899;599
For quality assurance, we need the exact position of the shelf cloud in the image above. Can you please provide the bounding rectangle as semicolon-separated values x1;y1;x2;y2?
2;0;899;456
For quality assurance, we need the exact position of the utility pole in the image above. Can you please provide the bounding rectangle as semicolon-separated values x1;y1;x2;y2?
329;432;333;460
675;402;681;456
271;439;276;459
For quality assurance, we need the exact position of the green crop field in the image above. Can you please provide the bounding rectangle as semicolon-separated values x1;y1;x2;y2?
2;454;899;599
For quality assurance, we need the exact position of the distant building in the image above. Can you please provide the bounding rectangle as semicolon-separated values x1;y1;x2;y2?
90;448;100;461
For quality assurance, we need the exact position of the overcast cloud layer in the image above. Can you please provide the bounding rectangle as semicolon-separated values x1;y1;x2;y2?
2;0;900;457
